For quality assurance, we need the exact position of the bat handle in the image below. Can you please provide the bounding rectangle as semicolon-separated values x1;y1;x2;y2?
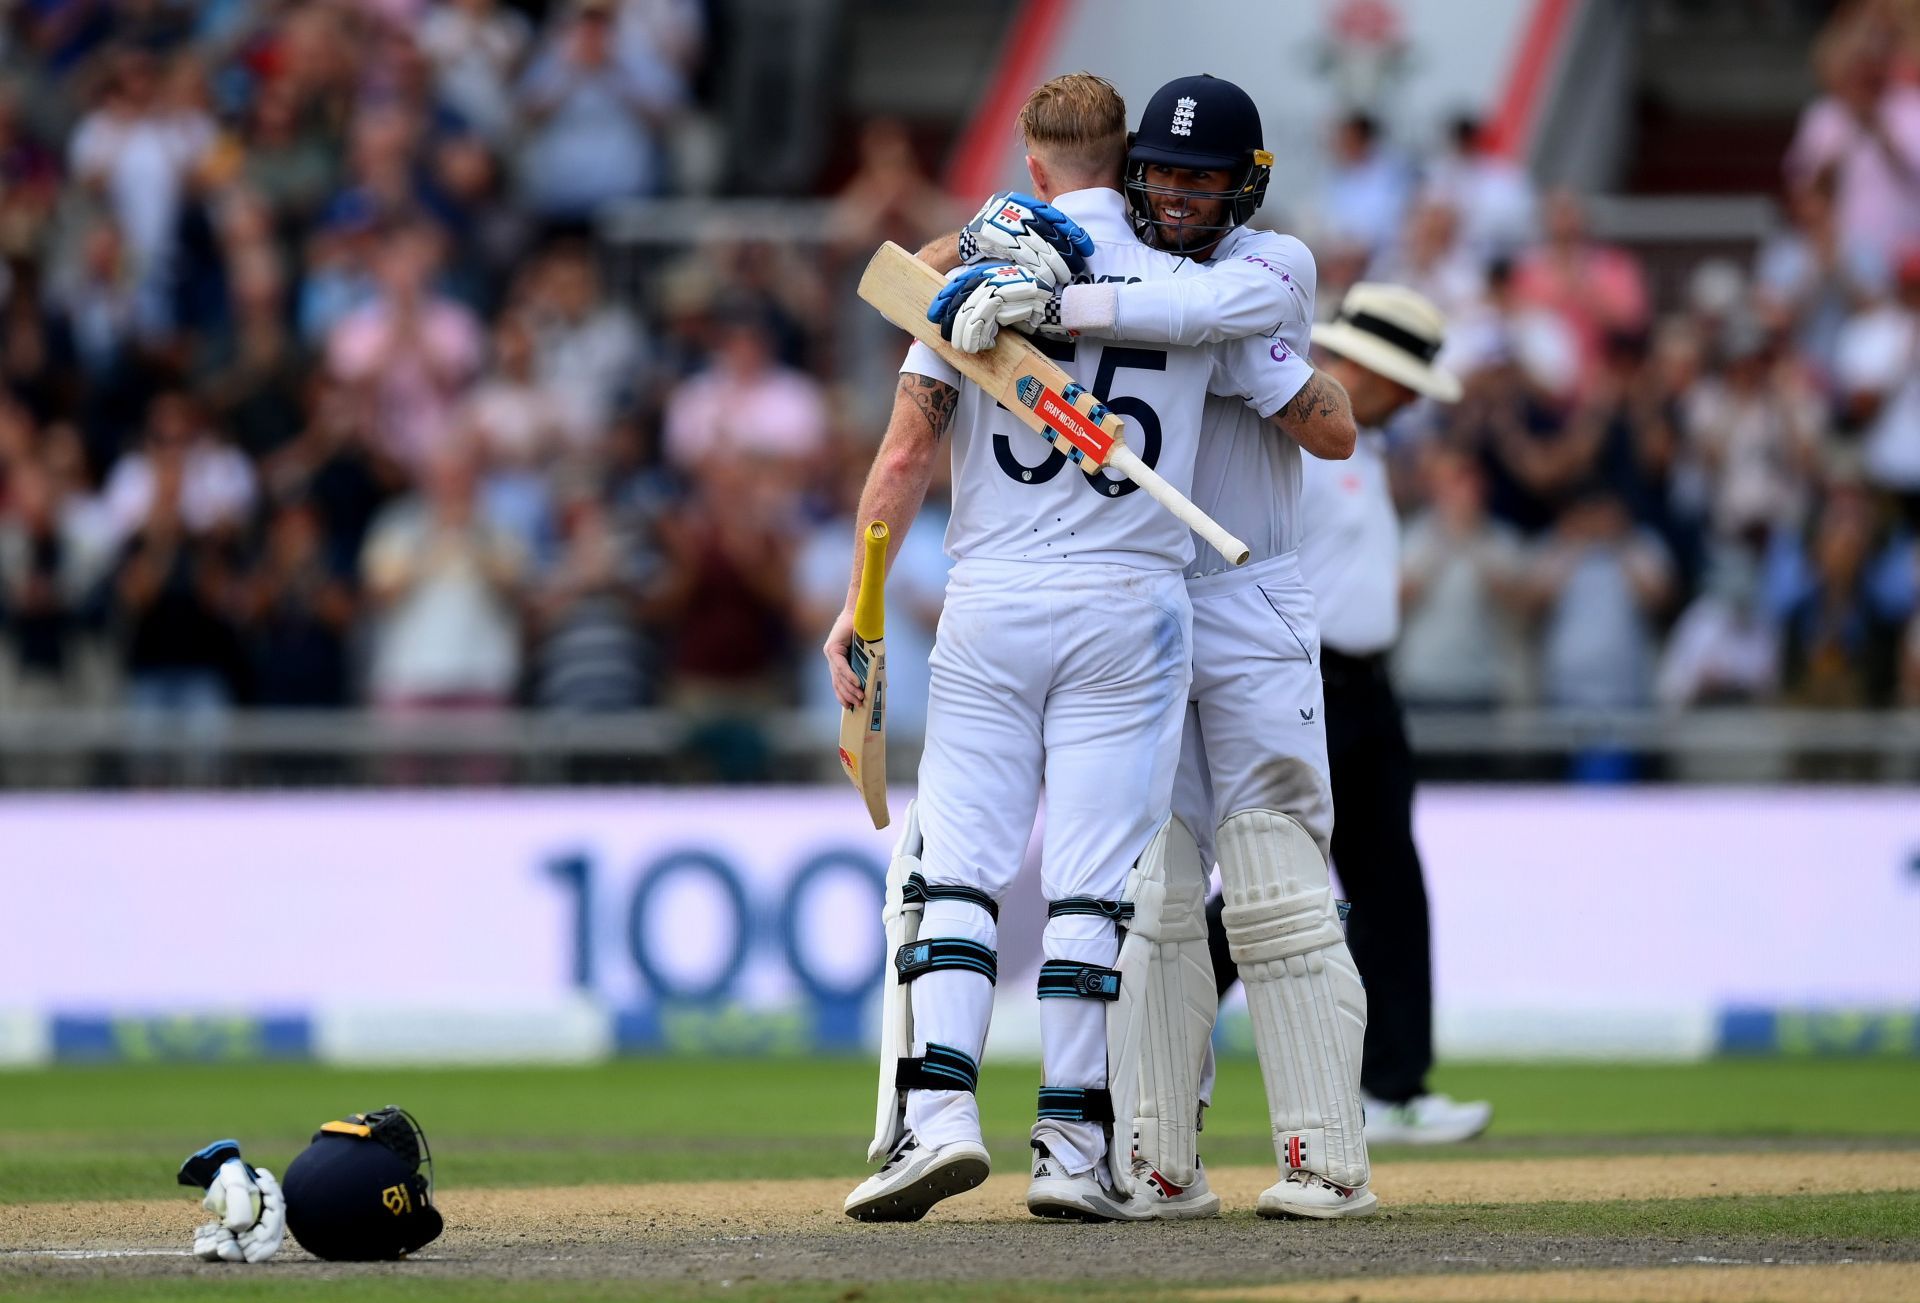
853;521;889;641
1104;445;1251;567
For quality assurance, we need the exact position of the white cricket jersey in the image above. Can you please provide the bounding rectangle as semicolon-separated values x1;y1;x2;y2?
1111;225;1316;349
1298;429;1399;655
1033;222;1320;577
1175;227;1317;577
1029;221;1328;579
902;188;1231;571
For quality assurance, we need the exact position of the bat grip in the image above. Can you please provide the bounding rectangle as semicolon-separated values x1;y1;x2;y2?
1104;445;1251;566
853;521;889;640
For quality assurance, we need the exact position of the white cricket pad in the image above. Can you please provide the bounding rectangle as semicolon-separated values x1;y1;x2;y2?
1102;816;1171;1195
1217;808;1370;1190
869;800;925;1163
1132;815;1216;1189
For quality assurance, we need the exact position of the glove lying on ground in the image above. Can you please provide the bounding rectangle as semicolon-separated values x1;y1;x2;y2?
178;1140;286;1264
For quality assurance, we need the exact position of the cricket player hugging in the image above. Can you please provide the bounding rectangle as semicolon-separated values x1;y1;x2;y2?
959;74;1374;1221
825;72;1315;1224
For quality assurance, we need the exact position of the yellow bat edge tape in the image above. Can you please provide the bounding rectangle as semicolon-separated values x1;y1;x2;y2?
853;521;889;641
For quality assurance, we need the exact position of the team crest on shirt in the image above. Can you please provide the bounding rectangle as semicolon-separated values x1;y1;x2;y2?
1172;96;1197;136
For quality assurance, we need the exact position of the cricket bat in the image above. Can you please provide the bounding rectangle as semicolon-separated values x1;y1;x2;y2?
838;520;890;829
857;241;1250;566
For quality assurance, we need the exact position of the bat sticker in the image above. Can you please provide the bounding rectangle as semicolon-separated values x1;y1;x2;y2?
1014;374;1114;463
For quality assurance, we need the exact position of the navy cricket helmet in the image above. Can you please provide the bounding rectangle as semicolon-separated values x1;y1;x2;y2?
281;1106;443;1261
1125;74;1274;248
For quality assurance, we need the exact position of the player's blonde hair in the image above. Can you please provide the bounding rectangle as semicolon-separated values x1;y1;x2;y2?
1017;72;1127;187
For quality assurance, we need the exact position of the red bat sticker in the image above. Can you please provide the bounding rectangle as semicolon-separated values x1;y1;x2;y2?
1016;375;1114;465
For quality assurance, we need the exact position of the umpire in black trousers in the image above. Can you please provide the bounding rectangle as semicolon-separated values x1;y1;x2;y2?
1207;282;1490;1145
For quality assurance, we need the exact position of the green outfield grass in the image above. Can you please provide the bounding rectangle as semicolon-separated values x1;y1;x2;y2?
2;1057;1916;1204
5;1059;1918;1303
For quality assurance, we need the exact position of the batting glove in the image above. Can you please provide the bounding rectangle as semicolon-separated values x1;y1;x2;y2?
235;1168;286;1263
958;191;1093;287
930;262;1065;353
180;1142;286;1265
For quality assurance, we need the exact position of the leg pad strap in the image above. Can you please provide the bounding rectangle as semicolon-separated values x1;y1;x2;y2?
895;937;998;986
896;1042;980;1093
1036;1086;1113;1123
1047;896;1133;924
1037;960;1121;1001
903;872;999;923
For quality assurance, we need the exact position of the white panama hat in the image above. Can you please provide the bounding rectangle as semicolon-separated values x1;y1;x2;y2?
1311;282;1463;403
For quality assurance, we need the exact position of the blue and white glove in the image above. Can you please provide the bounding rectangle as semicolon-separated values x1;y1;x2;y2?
179;1141;286;1264
958;191;1093;288
929;262;1066;353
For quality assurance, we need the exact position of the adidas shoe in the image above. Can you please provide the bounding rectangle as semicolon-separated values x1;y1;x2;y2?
1026;1144;1151;1222
844;1132;990;1222
1256;1168;1379;1220
1363;1092;1493;1145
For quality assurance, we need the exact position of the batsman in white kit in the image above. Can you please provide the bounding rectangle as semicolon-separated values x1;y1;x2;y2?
825;74;1292;1224
937;73;1377;1219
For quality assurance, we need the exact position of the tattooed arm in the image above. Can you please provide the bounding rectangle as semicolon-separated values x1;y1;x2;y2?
851;374;953;588
1270;368;1357;460
824;373;958;707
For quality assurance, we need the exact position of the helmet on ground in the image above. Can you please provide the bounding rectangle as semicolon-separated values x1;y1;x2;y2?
281;1106;443;1261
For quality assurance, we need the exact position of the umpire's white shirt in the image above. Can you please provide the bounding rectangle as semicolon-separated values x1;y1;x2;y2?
1299;429;1399;656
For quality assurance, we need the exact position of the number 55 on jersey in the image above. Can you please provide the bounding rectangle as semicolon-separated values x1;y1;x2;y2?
838;520;890;829
856;241;1249;565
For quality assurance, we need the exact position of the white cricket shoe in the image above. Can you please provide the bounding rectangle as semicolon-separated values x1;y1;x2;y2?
1256;1169;1379;1220
1131;1157;1222;1220
1026;1145;1152;1222
1363;1092;1493;1145
843;1133;990;1223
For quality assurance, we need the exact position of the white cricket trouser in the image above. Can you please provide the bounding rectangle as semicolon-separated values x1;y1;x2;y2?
1173;551;1333;867
908;557;1192;1174
1174;551;1333;1107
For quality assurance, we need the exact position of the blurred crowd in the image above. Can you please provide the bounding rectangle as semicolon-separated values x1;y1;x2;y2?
0;0;945;775
0;1;1916;781
1306;1;1920;714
